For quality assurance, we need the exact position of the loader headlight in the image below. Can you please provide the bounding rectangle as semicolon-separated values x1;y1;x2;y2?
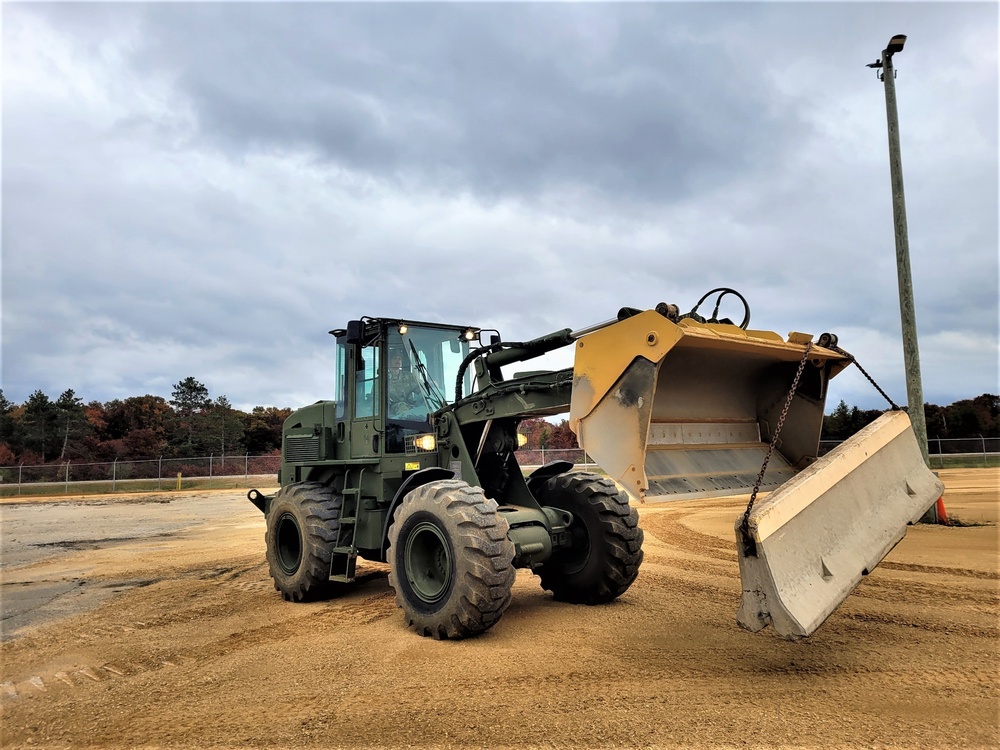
409;433;437;452
463;328;476;341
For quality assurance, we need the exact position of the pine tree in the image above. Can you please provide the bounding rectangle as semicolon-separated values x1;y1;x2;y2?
170;377;211;454
54;389;89;461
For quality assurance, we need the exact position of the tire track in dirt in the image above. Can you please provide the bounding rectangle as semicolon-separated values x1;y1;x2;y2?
633;508;745;601
851;574;999;609
879;560;1000;580
0;567;397;707
637;564;737;600
837;609;999;640
638;509;737;563
640;506;1000;618
430;659;999;697
1;654;198;704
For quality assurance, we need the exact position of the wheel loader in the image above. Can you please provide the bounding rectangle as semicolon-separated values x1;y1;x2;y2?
248;289;943;640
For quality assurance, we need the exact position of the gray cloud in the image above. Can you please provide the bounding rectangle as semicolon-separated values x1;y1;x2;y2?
118;3;807;203
2;2;997;414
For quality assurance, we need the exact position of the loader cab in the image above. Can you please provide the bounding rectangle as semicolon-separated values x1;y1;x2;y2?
383;321;479;453
339;318;480;456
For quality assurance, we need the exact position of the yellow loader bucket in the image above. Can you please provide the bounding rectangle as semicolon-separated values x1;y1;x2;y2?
569;310;850;502
568;309;942;639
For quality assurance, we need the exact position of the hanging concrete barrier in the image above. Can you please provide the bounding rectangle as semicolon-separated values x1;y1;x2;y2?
735;410;944;639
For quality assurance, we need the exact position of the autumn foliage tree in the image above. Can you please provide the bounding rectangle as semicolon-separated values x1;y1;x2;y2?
0;383;996;468
0;379;288;467
517;418;578;450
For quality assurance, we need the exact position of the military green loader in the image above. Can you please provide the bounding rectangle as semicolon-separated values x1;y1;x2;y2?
248;289;942;640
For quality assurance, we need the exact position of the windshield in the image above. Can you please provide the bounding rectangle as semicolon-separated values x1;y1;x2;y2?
387;325;473;419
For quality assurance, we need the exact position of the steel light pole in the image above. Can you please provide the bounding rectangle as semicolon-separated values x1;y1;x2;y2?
867;34;930;465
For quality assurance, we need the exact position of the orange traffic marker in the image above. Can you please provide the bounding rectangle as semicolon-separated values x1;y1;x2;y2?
935;497;948;524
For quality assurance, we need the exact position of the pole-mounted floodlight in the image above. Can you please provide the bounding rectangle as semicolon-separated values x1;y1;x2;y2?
866;34;907;72
886;34;906;55
866;34;931;473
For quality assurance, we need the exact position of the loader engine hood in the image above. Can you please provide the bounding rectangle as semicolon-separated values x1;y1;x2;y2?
569;310;850;503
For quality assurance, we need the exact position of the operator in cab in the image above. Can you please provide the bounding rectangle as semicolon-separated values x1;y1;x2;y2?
388;349;426;420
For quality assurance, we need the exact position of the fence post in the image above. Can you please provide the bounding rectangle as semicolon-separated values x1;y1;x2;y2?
18;462;23;496
981;434;987;468
210;453;213;480
65;461;70;494
158;455;162;491
245;452;249;479
113;457;118;492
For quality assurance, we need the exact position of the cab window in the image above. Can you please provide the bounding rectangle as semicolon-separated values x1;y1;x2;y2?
333;337;346;419
355;345;380;419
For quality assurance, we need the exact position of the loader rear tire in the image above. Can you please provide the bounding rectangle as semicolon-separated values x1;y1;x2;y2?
387;480;515;639
535;471;643;604
265;482;342;602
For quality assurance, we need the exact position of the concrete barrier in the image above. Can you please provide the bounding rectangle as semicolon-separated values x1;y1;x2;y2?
735;411;944;639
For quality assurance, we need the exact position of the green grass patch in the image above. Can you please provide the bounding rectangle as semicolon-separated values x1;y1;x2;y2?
0;475;274;499
928;455;1000;470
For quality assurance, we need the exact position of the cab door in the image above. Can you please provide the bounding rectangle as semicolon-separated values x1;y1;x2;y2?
350;341;382;458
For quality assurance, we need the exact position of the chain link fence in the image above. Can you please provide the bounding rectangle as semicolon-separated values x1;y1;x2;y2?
821;436;999;468
2;438;995;498
1;449;594;497
0;454;281;497
514;448;595;468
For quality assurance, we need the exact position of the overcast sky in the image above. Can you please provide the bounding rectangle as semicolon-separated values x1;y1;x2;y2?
3;1;997;415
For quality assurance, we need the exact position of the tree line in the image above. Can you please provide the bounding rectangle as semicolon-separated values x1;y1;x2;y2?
820;394;998;442
1;379;995;468
0;377;290;467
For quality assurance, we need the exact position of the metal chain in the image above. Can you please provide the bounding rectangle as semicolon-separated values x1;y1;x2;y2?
739;342;813;546
830;345;900;411
738;339;901;550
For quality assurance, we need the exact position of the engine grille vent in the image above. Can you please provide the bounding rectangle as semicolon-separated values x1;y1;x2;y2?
285;435;320;462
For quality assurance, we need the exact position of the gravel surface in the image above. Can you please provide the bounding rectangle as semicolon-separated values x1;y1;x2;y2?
0;470;996;749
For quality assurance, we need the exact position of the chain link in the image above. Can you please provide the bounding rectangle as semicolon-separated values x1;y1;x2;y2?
739;342;813;549
830;345;900;411
738;340;902;552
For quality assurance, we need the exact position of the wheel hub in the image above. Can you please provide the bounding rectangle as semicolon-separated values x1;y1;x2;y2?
404;521;453;604
561;521;592;574
275;512;302;575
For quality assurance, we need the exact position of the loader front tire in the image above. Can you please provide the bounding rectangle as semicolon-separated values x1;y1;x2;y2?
387;480;515;639
536;471;643;604
265;482;341;602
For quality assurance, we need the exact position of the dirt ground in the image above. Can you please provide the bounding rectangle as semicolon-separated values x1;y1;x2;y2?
1;469;997;749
